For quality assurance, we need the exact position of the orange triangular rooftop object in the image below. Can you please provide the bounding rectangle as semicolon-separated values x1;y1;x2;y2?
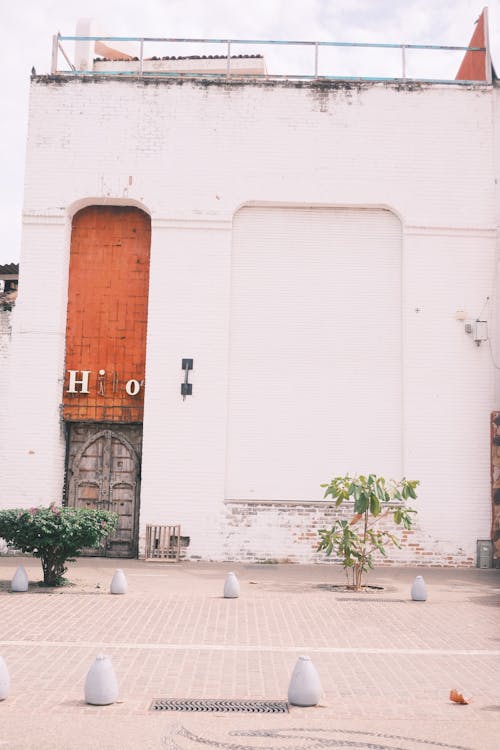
455;9;487;80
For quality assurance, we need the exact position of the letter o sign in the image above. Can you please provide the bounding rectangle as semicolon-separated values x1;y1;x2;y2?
125;379;141;396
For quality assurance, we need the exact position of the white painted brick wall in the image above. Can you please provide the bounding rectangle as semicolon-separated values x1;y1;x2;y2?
1;77;498;565
0;308;12;454
226;205;403;502
1;221;69;507
0;308;13;509
0;309;11;361
139;223;232;558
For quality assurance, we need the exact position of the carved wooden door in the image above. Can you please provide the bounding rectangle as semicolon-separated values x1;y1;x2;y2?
66;424;142;557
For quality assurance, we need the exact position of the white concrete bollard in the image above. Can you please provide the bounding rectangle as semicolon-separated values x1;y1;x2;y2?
411;575;427;601
287;655;322;707
0;656;10;700
84;654;119;705
11;566;29;592
110;569;127;595
223;572;240;599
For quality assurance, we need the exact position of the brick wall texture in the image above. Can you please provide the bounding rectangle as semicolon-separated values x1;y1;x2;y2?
1;76;499;566
0;308;12;414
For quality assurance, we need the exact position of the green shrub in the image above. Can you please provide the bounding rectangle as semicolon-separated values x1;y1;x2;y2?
317;474;418;590
0;505;118;586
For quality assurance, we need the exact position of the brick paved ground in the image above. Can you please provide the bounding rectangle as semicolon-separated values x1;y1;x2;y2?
0;557;498;749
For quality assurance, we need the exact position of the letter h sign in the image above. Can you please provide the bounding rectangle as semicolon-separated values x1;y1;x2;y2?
67;370;91;393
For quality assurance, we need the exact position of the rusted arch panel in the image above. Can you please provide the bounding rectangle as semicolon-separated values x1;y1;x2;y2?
63;205;151;423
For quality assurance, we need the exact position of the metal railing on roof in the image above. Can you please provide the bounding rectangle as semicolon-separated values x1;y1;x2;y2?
51;34;491;85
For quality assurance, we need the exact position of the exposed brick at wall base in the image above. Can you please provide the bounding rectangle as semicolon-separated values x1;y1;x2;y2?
223;501;476;567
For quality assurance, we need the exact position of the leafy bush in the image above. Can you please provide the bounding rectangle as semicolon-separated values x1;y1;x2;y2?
0;505;118;586
317;474;418;590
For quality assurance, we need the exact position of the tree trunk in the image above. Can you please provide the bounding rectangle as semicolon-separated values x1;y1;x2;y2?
354;564;363;591
41;554;67;586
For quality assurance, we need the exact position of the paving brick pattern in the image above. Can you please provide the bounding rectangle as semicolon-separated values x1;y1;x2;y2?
0;558;498;749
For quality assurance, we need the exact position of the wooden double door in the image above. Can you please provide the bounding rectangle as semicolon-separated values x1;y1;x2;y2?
65;423;142;557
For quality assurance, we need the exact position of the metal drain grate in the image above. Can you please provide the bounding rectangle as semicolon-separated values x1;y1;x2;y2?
150;698;289;713
337;597;407;603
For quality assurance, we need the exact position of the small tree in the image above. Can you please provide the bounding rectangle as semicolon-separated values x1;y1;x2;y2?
317;474;418;591
0;504;118;586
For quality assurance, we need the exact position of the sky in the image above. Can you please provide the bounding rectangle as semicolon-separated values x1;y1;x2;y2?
1;0;499;265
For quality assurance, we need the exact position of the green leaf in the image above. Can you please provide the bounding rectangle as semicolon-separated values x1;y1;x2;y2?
370;495;381;516
354;493;369;514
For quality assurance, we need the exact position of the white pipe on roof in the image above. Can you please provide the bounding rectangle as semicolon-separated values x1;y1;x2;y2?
75;18;138;70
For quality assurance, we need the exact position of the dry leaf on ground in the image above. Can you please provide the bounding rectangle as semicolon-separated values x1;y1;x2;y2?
450;689;470;705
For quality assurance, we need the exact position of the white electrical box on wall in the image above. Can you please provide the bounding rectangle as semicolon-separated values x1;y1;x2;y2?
473;320;488;344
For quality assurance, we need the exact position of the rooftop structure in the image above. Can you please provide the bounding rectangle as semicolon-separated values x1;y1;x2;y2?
50;9;495;85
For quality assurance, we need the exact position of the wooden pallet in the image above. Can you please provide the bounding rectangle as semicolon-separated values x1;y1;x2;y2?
145;524;181;562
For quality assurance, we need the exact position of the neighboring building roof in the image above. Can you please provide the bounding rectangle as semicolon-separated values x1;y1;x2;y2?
92;54;268;76
0;263;19;277
94;54;264;62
